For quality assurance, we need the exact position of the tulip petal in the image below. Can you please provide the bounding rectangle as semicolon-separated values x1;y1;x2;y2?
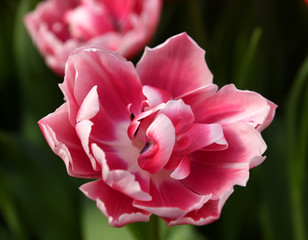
170;155;191;180
38;103;99;178
193;84;276;129
134;178;211;219
174;123;225;154
181;123;266;199
138;114;175;174
158;99;194;134
91;143;151;201
60;47;145;124
165;189;233;226
80;180;151;227
142;85;172;108
136;33;213;98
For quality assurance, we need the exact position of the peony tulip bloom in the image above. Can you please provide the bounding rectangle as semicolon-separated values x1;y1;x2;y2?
38;33;277;227
24;0;162;75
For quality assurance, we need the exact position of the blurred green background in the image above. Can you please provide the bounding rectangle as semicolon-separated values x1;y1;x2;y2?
0;0;307;239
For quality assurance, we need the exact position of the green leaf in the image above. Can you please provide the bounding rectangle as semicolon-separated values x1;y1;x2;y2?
286;56;308;240
234;27;262;89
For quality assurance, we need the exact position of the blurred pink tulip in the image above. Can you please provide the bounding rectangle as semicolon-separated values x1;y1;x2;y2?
24;0;162;75
38;33;277;227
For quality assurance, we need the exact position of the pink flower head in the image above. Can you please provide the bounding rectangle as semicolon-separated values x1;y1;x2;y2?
24;0;162;75
38;33;277;227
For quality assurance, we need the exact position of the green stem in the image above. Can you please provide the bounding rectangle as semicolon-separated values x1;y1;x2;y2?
150;215;160;240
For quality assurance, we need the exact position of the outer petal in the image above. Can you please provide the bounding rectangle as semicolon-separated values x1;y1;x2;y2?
181;123;267;199
136;33;213;98
38;103;99;178
133;177;211;219
256;100;277;131
165;189;233;226
193;84;276;129
60;47;145;125
80;179;151;227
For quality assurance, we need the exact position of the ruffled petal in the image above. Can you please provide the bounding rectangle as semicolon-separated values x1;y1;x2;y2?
136;33;213;98
158;99;194;134
178;84;218;111
138;114;175;174
60;47;145;125
142;85;172;108
38;103;99;178
170;155;191;180
165;189;233;226
256;100;277;131
133;178;211;219
80;179;151;227
76;85;100;122
181;123;266;199
193;84;275;129
91;143;151;201
174;123;225;154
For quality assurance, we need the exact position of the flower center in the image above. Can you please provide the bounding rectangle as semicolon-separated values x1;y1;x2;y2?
127;98;195;176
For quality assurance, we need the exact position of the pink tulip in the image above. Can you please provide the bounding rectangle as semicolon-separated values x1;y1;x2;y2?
24;0;162;75
38;33;277;227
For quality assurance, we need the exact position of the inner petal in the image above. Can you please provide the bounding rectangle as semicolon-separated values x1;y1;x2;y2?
138;113;175;174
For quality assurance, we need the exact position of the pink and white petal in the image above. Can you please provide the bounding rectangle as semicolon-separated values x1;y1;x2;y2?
158;99;194;134
38;103;99;178
80;180;151;227
136;33;213;98
59;56;80;124
256;100;277;132
138;114;175;174
170;154;191;180
174;123;224;154
142;85;172;108
177;84;218;113
194;84;274;128
165;189;233;226
202;137;228;151
61;47;145;123
134;178;211;219
127;103;164;140
76;120;103;171
76;85;100;122
75;85;118;170
181;123;267;199
91;144;151;201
